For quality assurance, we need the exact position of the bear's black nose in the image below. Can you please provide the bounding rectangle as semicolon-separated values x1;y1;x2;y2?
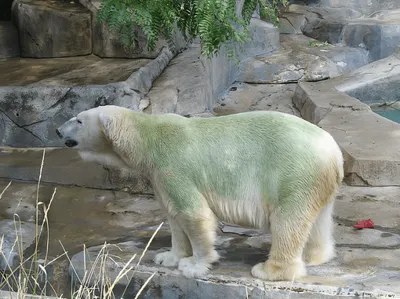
65;139;78;147
56;128;62;138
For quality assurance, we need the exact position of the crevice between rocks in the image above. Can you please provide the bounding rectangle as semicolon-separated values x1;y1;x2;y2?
0;108;43;141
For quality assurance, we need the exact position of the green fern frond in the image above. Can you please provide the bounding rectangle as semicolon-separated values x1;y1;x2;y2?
97;0;287;58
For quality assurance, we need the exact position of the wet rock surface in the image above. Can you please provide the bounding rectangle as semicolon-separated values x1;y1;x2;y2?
0;55;151;87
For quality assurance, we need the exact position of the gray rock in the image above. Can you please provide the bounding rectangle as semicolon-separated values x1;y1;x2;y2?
306;0;400;16
0;48;173;147
79;0;188;58
146;44;210;116
0;219;36;271
293;52;400;187
238;34;368;84
12;0;92;58
213;83;299;116
342;20;400;61
278;12;306;34
0;21;20;58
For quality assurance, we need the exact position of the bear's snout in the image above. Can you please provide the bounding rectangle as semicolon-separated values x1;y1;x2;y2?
65;139;78;148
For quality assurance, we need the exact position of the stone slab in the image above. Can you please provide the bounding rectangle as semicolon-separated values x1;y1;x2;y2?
12;0;92;58
0;55;151;86
0;147;152;193
292;52;400;186
320;109;400;186
238;34;368;84
0;21;20;58
70;241;400;298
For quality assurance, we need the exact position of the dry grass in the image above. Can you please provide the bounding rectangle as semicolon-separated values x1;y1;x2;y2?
0;149;160;299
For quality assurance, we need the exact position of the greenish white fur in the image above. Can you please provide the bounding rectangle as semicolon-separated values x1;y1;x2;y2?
56;105;344;281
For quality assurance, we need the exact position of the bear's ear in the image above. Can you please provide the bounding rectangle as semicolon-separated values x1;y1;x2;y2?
98;112;115;141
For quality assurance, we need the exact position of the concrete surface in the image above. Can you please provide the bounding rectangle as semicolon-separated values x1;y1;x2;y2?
293;51;400;187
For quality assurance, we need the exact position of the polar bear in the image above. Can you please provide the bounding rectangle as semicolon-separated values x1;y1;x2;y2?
56;105;344;281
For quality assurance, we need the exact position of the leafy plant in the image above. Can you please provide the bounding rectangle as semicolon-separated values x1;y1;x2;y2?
97;0;288;58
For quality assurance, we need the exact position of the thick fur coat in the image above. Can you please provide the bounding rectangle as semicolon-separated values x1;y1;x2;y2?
56;105;344;281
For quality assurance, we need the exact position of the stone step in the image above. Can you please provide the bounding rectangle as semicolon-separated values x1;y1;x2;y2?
293;51;400;187
0;147;151;193
238;34;369;84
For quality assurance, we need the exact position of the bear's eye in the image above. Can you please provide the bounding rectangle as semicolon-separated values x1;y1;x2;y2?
77;119;82;124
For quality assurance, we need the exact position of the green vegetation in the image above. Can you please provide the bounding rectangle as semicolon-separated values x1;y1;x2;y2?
97;0;288;58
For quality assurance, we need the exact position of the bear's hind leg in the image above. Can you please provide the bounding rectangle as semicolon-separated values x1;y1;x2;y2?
304;201;336;265
154;215;192;267
176;205;220;279
251;202;316;281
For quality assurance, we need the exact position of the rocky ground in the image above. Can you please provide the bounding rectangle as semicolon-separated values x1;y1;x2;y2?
1;179;399;298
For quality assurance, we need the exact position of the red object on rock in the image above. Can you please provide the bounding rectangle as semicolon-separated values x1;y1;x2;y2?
353;219;375;229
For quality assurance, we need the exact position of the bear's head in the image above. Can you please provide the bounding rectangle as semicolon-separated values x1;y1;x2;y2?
56;105;132;168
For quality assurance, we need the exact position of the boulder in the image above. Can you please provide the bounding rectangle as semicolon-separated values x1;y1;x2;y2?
79;0;187;58
12;0;92;58
342;20;400;61
0;21;20;58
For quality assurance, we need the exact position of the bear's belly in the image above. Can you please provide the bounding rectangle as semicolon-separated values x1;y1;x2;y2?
204;191;270;231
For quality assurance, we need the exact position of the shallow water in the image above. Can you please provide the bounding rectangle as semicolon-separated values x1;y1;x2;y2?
371;106;400;124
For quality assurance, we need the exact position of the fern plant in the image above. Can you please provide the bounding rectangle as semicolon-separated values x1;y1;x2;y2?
97;0;288;58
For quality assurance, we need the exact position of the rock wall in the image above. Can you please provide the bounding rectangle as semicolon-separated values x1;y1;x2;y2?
10;0;187;59
0;21;19;58
0;48;173;147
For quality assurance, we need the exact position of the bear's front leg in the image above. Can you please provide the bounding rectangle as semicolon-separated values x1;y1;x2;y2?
154;215;192;267
175;206;220;278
